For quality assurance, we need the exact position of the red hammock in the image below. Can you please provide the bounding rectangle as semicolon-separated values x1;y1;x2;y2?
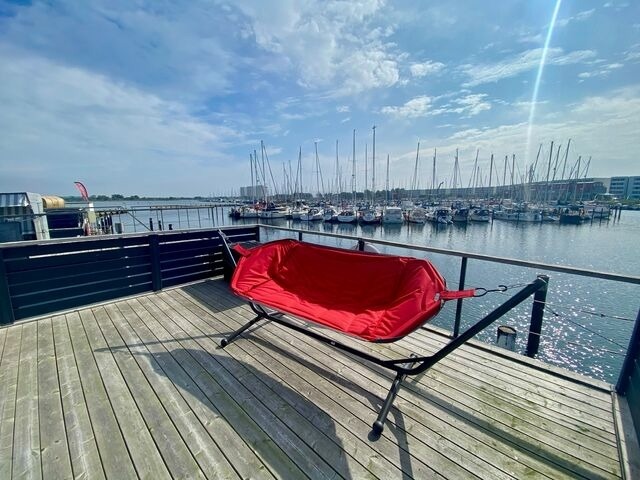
230;239;473;342
220;232;545;438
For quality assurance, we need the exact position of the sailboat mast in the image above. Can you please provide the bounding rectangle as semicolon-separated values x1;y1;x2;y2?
335;140;339;201
297;147;302;199
410;141;420;201
488;153;494;196
432;148;437;193
544;140;553;204
471;148;479;198
386;154;390;203
249;153;255;204
503;155;508;189
510;154;516;200
551;142;562;182
314;141;320;198
372;125;376;203
261;141;267;202
453;148;459;197
352;129;356;203
573;155;581;202
561;138;571;180
364;143;368;197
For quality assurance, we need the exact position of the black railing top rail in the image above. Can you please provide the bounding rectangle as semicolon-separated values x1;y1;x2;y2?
260;224;640;285
0;225;254;250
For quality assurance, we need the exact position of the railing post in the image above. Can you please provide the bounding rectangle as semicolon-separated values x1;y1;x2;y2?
616;308;640;394
298;231;303;242
526;274;549;357
0;249;15;325
357;238;365;251
453;256;468;338
149;234;162;291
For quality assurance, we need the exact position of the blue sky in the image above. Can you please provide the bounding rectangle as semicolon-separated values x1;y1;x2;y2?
0;0;638;197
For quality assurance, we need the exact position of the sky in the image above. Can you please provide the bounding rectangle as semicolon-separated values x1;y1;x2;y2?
0;0;639;197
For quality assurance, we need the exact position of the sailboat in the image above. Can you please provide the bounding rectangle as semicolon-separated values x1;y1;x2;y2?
338;129;359;223
407;141;426;224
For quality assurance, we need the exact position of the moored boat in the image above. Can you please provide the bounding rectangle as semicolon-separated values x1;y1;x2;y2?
337;208;358;223
407;207;427;224
360;207;381;225
382;206;404;224
469;208;491;222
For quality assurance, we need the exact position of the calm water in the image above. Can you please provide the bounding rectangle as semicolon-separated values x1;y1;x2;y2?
84;201;640;384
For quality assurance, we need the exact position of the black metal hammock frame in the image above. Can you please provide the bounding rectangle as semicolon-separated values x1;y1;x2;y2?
218;232;547;438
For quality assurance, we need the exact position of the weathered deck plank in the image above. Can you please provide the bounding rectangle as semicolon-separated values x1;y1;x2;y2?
37;318;73;480
51;314;105;480
92;305;205;480
77;309;172;479
0;327;22;480
65;311;137;479
0;278;631;480
107;301;241;480
13;322;41;480
138;295;339;479
129;295;277;480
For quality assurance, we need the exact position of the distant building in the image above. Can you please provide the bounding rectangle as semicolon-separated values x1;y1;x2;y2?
239;185;268;200
609;176;640;199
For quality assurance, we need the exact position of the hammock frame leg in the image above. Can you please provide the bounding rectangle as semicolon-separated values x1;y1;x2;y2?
219;315;263;348
372;354;418;438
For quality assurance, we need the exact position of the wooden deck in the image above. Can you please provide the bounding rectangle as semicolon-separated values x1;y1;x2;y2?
0;277;635;479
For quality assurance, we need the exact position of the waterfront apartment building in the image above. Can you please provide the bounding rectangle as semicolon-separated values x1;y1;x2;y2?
239;185;268;200
609;176;640;199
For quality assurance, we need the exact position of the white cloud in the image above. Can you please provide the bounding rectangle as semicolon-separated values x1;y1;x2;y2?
577;62;624;80
556;9;595;28
0;1;241;101
518;33;543;44
381;96;432;118
410;60;445;77
0;47;244;195
440;87;640;173
461;48;597;86
451;94;491;116
381;93;490;119
624;44;640;61
336;105;350;113
234;0;400;96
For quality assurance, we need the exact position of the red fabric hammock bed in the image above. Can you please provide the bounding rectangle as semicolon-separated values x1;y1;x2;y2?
219;233;545;438
231;239;471;342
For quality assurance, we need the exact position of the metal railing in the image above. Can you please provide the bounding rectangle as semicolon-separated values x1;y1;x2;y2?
257;224;640;388
1;223;638;392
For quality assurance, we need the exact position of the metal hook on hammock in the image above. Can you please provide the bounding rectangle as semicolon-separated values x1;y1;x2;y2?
473;284;509;297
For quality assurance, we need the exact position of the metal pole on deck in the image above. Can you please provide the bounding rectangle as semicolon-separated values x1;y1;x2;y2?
453;256;468;338
526;274;549;357
616;308;640;394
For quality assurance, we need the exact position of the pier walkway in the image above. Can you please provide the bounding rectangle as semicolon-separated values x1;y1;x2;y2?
0;278;636;479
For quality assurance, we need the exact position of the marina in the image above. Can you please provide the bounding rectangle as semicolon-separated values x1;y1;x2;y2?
2;196;636;383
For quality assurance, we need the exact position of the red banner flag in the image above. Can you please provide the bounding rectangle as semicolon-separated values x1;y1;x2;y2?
74;181;89;201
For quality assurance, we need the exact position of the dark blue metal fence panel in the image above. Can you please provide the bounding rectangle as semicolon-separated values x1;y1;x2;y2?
617;309;640;445
0;225;259;324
